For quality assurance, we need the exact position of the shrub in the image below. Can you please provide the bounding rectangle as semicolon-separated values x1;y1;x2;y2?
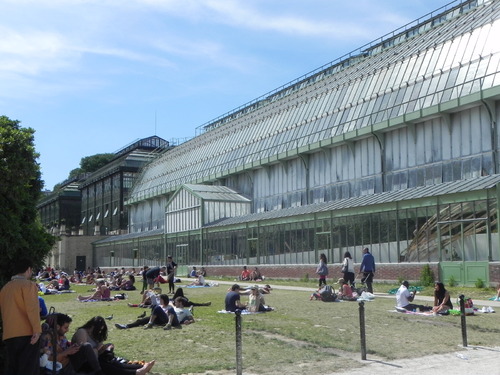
301;273;310;282
397;275;405;285
419;264;435;287
475;278;485;289
448;275;457;287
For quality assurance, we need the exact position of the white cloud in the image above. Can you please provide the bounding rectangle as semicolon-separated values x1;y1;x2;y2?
0;26;75;76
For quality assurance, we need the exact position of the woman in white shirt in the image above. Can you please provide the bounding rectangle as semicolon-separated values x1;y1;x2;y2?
341;251;355;287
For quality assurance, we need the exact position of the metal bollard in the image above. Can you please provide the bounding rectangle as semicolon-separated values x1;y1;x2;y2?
235;310;243;375
359;301;367;360
459;294;468;347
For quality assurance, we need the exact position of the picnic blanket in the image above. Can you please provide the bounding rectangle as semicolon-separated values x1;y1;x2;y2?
218;310;264;314
43;290;76;295
391;307;436;316
181;282;219;288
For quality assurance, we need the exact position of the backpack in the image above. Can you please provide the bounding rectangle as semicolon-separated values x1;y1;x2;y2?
320;285;337;302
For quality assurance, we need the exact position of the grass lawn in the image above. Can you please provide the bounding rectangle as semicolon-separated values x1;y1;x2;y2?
43;281;500;375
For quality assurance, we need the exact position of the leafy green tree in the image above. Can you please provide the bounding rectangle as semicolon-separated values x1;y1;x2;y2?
68;167;83;179
0;115;55;285
80;153;115;172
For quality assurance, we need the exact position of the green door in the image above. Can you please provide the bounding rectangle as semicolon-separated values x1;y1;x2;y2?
439;261;489;286
438;215;490;287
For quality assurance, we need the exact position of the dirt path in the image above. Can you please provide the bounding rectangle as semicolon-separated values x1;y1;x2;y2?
182;345;500;375
327;345;500;375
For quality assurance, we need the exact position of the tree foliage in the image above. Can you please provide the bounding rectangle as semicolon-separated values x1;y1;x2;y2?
0;115;55;285
62;153;114;186
80;153;115;173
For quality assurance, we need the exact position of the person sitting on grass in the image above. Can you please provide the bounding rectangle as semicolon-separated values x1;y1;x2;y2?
432;282;453;315
240;266;251;281
115;294;181;330
395;281;430;311
72;316;156;374
120;275;136;291
129;287;162;308
250;267;263;281
173;297;195;325
247;286;273;312
225;284;247;312
189;273;206;286
41;313;104;375
188;267;197;278
337;278;356;301
77;280;110;301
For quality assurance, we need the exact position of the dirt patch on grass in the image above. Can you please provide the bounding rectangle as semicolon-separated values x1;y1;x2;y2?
176;345;500;375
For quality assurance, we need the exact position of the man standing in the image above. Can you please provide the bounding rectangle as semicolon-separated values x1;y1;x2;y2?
0;258;42;375
140;265;150;294
166;256;177;294
359;247;375;293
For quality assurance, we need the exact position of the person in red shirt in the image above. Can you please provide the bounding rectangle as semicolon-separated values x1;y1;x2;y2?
240;266;251;281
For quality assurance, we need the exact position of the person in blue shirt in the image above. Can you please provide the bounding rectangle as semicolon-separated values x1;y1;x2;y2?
359;248;375;293
39;296;48;319
189;267;198;278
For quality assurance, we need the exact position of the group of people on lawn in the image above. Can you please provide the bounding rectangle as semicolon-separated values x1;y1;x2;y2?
396;280;454;314
4;254;488;375
0;258;157;375
239;266;264;282
224;283;273;312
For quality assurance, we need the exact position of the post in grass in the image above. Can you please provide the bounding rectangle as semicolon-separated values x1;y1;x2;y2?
235;310;243;375
359;301;367;360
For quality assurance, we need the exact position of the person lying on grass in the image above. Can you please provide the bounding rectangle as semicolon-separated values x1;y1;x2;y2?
77;280;110;301
115;294;182;330
172;287;211;315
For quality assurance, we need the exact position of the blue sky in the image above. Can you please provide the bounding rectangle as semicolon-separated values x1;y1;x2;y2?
0;0;453;190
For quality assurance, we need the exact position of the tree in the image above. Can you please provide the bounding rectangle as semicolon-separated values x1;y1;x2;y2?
68;167;83;179
0;115;55;285
80;153;115;172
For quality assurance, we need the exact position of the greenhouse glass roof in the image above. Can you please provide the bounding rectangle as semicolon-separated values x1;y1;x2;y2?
128;0;500;204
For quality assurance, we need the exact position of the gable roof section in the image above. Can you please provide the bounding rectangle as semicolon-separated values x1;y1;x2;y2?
182;184;251;203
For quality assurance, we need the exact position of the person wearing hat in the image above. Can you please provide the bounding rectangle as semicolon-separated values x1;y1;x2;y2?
247;286;273;312
337;278;356;301
396;281;429;312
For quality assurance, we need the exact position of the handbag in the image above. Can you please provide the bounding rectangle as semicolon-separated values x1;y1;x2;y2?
341;259;348;273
